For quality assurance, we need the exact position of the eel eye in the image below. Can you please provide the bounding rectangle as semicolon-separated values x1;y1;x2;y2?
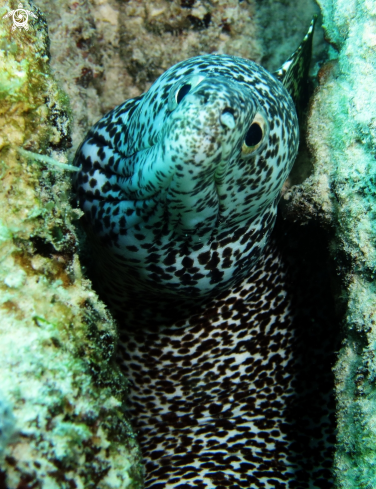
241;112;269;158
168;75;206;111
176;84;191;104
245;123;262;146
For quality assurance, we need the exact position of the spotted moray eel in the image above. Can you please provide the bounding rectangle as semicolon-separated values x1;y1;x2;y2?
74;18;334;488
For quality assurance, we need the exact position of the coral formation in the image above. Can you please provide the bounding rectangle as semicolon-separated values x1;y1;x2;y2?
0;1;142;487
0;0;335;487
283;0;376;487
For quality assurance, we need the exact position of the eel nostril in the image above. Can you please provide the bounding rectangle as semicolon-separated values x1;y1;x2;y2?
220;107;236;129
201;94;209;105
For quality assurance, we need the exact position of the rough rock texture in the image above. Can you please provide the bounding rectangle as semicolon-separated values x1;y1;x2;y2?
283;0;376;487
254;0;323;72
0;1;142;488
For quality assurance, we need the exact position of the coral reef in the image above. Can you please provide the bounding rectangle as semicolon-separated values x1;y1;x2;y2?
0;0;333;487
283;0;376;487
0;1;142;487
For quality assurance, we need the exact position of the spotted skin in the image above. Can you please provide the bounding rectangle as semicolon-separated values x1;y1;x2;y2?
116;239;334;488
118;243;296;488
73;19;332;489
75;54;299;326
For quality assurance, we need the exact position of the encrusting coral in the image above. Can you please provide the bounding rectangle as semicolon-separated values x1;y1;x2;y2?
283;0;376;487
0;1;142;487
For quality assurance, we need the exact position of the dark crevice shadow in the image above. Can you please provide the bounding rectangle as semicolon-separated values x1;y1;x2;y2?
273;211;341;488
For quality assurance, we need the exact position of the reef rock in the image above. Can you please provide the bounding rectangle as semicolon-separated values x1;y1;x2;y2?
284;0;376;487
0;1;142;487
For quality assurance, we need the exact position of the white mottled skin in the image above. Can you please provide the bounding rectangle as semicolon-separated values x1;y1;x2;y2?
72;19;330;489
74;58;299;320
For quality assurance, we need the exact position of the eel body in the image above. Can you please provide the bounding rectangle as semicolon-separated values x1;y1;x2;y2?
74;18;334;488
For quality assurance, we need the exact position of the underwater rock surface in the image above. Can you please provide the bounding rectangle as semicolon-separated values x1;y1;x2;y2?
284;0;376;487
1;0;348;487
0;1;142;488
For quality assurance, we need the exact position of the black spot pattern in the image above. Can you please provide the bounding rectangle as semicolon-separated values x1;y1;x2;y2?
117;242;335;488
72;21;330;489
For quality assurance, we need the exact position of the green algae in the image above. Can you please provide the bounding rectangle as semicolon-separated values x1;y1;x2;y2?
0;1;143;487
